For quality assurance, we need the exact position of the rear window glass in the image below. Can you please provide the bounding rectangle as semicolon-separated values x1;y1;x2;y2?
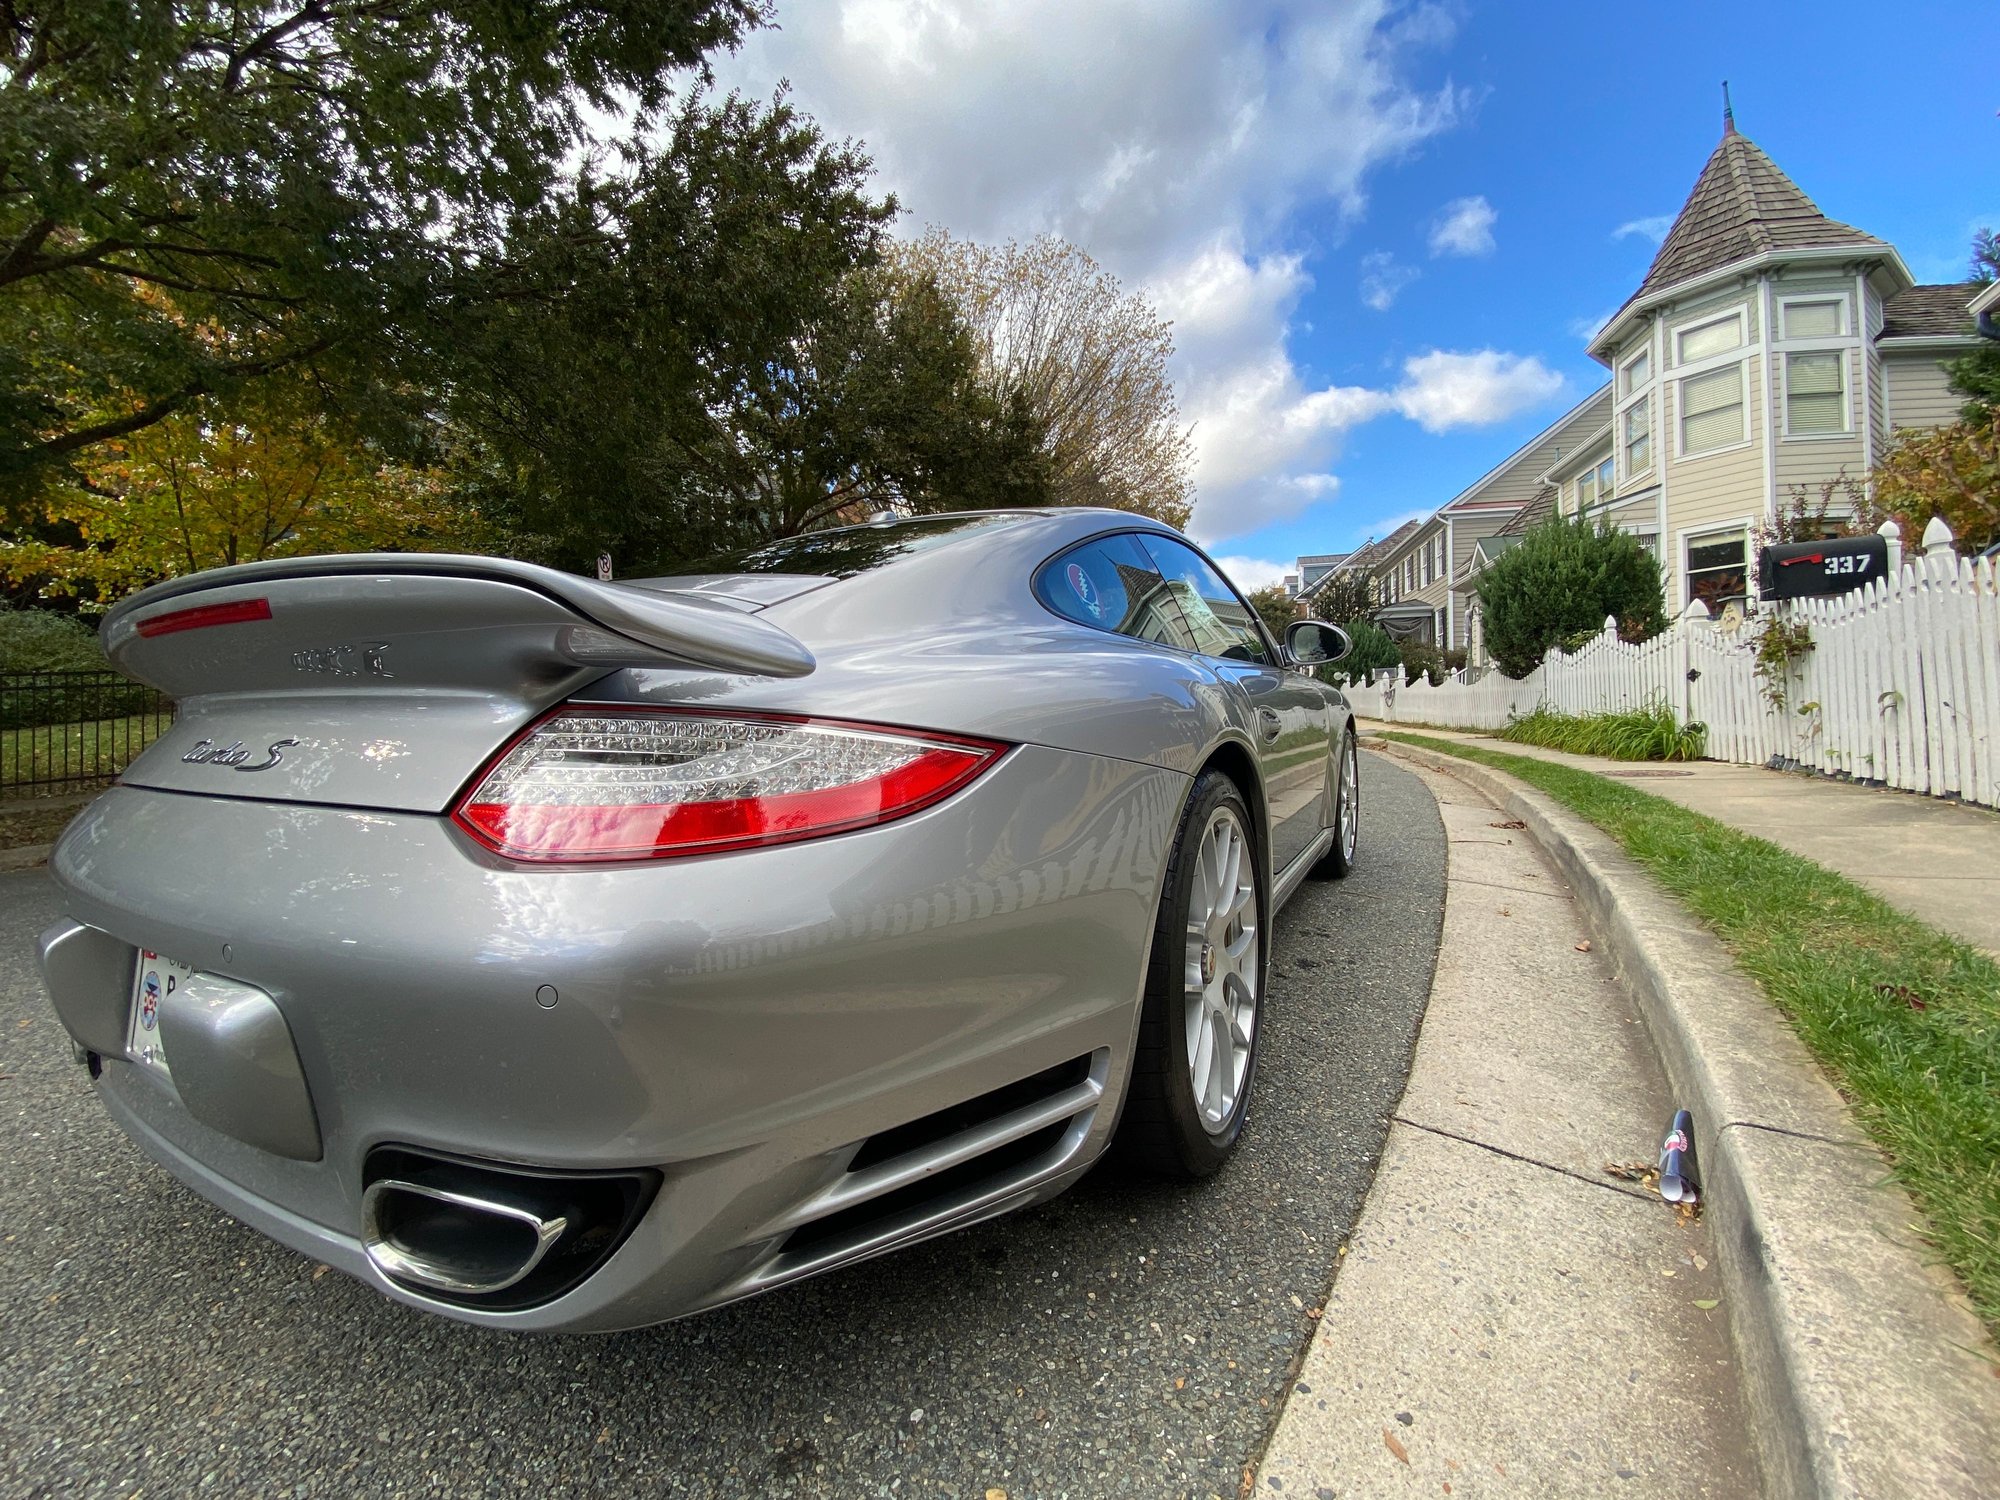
666;514;1027;581
1036;533;1270;663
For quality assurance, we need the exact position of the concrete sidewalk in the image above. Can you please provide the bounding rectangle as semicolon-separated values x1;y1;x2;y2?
1258;760;1755;1498
1359;719;2000;961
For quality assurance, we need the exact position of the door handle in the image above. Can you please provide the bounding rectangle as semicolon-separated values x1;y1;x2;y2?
1257;708;1282;744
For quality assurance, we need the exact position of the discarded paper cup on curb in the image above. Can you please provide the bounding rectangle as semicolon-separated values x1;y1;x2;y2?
1659;1108;1699;1204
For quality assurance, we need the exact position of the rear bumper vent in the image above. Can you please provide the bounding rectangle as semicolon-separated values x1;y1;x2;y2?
769;1050;1109;1274
361;1147;658;1311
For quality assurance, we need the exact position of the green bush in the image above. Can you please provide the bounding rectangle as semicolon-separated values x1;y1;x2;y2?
0;609;108;674
0;609;155;730
1498;702;1707;762
1475;511;1667;678
1321;618;1401;685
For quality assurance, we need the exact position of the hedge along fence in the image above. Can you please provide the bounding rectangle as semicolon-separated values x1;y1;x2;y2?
0;672;174;798
1346;519;2000;810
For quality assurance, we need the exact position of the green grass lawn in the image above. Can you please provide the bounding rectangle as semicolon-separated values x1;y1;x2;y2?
1385;730;2000;1341
0;712;168;797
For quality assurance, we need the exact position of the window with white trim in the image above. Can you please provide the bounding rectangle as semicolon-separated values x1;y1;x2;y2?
1620;349;1652;397
1676;311;1744;365
1785;350;1848;435
1623;396;1651;475
1577;453;1614;511
1780;299;1844;340
1686;531;1748;612
1680;365;1745;454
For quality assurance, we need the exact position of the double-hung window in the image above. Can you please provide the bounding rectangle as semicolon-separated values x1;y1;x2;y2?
1623;398;1651;475
1778;298;1851;437
1680;366;1745;455
1577;453;1614;512
1673;308;1748;457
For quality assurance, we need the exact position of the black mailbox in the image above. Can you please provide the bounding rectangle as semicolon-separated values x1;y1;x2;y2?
1758;535;1889;600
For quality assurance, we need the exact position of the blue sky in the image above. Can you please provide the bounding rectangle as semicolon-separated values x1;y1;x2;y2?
723;1;1999;588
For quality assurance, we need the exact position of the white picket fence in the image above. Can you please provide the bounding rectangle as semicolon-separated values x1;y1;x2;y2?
1346;519;2000;810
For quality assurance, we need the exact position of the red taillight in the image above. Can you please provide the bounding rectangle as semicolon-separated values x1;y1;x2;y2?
451;708;1007;862
135;597;273;638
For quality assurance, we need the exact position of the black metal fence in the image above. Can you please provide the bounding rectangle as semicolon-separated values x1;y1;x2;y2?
0;671;174;799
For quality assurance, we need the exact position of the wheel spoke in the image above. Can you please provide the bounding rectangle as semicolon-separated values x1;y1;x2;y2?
1178;803;1263;1135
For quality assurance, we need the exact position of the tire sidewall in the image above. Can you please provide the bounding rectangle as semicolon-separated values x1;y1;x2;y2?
1150;772;1263;1173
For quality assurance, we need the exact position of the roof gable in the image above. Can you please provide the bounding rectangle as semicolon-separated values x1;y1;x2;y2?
1637;130;1886;299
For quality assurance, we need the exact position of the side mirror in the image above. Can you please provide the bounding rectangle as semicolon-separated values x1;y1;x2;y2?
1284;619;1351;667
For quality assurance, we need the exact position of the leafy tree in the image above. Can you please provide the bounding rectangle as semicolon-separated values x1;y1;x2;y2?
0;0;760;499
1862;410;1999;555
0;378;477;601
1946;229;2000;420
898;229;1194;530
1321;618;1400;685
1475;511;1667;678
1245;584;1297;641
433;91;915;571
1303;565;1377;626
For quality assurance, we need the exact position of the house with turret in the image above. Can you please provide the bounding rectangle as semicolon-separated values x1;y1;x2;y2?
1293;105;1989;662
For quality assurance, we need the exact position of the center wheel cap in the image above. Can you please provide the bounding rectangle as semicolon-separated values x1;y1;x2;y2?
1200;942;1216;986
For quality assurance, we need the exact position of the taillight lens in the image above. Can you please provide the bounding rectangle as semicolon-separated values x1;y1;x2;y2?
452;709;1007;862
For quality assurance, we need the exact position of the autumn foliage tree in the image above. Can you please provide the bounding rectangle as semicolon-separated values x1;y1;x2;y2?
0;1;760;501
898;230;1195;530
0;380;478;602
1864;411;2000;555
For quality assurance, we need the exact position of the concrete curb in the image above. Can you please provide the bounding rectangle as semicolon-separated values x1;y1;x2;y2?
1369;737;2000;1500
0;843;52;872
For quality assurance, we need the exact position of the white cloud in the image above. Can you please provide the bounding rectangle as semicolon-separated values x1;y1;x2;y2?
1358;250;1419;311
1567;308;1618;342
1213;555;1295;593
1428;194;1497;257
720;3;1565;546
1389;350;1564;432
1612;214;1674;244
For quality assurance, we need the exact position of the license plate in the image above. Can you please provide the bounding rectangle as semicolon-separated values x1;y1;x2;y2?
129;950;195;1074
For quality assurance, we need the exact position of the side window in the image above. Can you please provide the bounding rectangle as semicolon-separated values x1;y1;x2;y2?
1033;534;1199;651
1137;536;1271;664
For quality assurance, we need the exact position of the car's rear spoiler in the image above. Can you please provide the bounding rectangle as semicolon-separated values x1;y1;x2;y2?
101;553;817;685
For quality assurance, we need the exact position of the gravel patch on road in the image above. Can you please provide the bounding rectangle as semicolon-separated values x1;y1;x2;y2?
0;756;1443;1499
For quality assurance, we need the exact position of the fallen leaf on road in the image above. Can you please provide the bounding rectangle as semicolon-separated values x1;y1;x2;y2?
596;1427;610;1445
1384;1428;1411;1465
1174;1378;1185;1390
311;1263;330;1281
1692;1299;1719;1310
1604;1160;1659;1187
1488;820;1525;830
1574;941;1592;952
986;1489;1009;1500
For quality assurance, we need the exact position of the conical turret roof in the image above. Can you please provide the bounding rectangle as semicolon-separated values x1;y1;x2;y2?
1636;128;1887;296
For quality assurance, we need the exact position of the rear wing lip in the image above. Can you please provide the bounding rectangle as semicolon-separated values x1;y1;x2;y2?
102;553;817;679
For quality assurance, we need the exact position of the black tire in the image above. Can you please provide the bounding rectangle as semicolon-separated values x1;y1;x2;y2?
1115;769;1265;1179
1310;726;1360;880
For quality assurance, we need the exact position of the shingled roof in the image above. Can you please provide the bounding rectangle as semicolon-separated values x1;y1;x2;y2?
1880;282;1982;339
1635;128;1888;298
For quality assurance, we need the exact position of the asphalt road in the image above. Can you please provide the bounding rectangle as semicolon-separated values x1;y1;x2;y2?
0;754;1444;1500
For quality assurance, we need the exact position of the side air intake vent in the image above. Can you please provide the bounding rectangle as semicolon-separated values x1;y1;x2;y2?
768;1050;1110;1275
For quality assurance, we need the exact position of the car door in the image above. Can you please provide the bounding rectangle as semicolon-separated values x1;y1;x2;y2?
1136;536;1331;876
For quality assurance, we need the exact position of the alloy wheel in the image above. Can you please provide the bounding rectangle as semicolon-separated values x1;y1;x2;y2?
1182;805;1260;1133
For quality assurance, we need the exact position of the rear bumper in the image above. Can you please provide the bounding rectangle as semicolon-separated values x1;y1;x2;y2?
42;744;1185;1330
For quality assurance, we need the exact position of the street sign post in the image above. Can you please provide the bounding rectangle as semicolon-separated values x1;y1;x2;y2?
1758;535;1888;600
596;553;613;582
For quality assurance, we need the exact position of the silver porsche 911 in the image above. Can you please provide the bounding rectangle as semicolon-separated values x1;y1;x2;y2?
38;509;1359;1331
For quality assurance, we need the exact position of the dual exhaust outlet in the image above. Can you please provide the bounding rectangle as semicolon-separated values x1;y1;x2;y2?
357;1148;659;1310
361;1179;568;1297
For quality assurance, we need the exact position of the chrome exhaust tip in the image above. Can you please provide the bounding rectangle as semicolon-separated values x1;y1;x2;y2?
361;1179;568;1297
